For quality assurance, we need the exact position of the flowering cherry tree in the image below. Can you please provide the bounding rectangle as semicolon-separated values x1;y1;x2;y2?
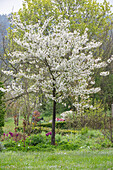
1;15;112;145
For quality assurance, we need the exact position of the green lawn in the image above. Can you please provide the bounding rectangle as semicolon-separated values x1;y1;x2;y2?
0;149;113;169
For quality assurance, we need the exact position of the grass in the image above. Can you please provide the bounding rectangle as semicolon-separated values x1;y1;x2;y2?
0;149;113;169
3;117;23;134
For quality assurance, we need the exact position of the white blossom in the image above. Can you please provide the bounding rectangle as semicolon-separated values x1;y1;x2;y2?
100;71;109;76
2;15;111;113
90;81;95;85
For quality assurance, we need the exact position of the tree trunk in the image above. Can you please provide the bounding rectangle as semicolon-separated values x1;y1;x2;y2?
51;87;56;145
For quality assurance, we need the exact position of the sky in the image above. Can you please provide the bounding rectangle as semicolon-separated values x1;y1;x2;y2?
0;0;113;15
0;0;23;15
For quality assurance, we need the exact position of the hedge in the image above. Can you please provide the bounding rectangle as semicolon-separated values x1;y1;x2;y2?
16;125;78;135
37;121;67;129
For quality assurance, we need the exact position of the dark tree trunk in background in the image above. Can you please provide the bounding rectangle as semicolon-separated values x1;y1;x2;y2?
51;86;56;145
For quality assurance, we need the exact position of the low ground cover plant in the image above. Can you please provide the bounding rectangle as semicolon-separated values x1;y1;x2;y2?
1;128;113;152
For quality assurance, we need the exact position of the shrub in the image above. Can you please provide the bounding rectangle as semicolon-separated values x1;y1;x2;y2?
3;140;16;148
25;133;50;146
